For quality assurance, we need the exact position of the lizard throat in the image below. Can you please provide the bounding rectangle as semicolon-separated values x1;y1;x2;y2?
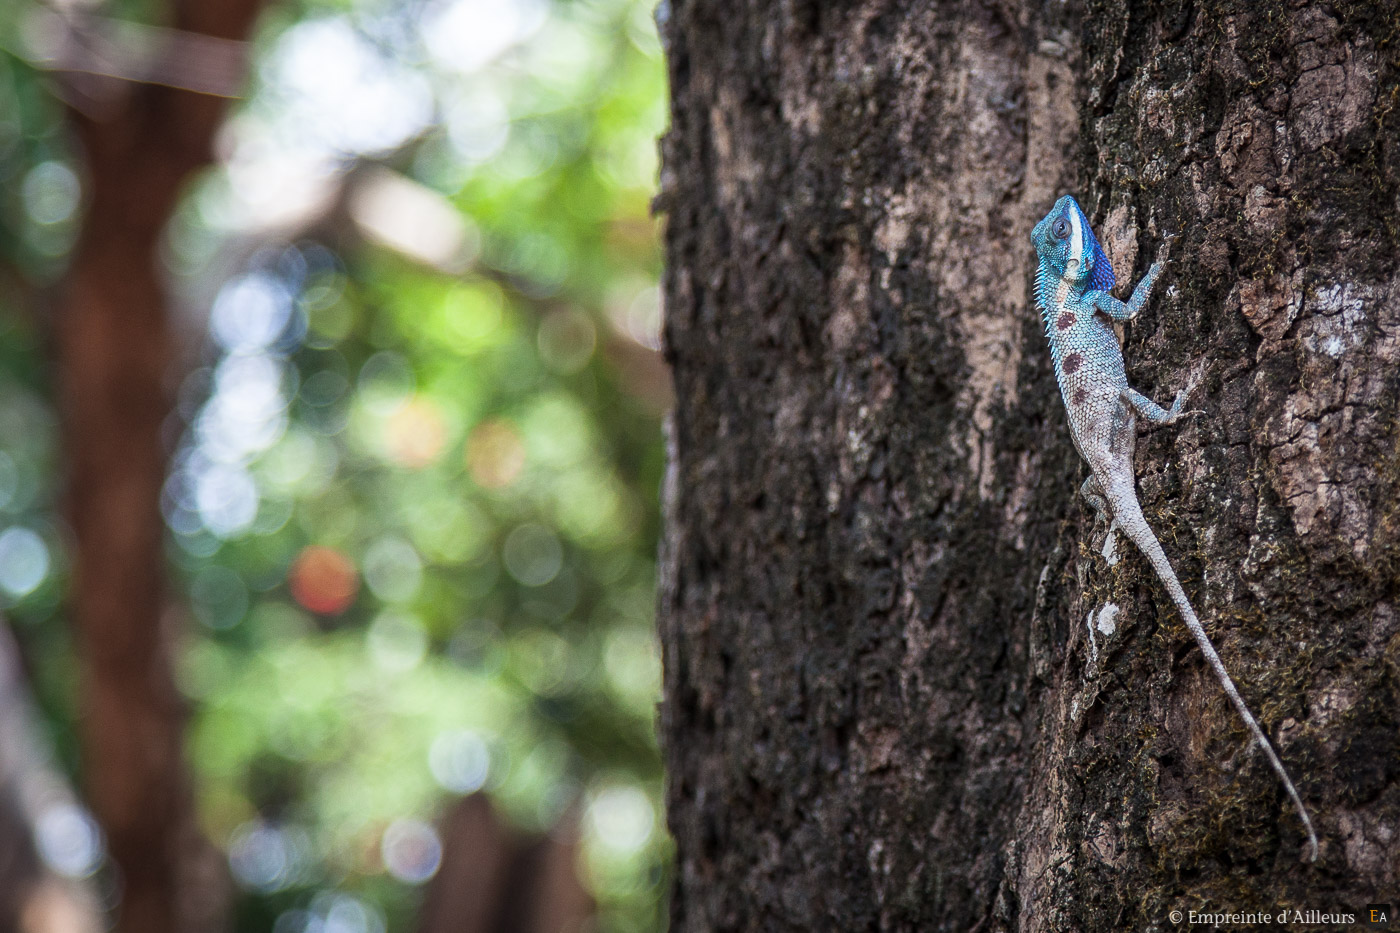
1035;262;1079;335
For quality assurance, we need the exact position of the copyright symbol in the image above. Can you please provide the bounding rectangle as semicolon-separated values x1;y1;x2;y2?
1169;910;1183;924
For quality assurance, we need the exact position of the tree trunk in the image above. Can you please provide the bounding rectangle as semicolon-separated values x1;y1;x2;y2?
416;795;594;933
0;621;102;933
657;1;1400;929
53;3;262;931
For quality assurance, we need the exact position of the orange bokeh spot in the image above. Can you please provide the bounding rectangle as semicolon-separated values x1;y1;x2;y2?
466;419;526;489
289;546;359;615
386;398;448;468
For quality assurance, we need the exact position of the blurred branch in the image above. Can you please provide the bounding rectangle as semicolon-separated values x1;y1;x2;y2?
15;3;250;98
198;145;671;411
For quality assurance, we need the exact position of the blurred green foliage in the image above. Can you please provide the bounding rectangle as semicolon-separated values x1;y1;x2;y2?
0;0;669;930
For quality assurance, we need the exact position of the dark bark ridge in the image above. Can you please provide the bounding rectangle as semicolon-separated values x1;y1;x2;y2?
659;0;1400;930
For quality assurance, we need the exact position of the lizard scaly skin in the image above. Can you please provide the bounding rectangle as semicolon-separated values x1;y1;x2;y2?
1031;195;1318;862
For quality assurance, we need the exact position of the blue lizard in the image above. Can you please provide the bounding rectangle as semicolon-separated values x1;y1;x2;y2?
1031;195;1318;862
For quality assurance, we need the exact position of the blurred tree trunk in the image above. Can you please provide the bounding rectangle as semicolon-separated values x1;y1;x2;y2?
53;2;263;932
0;621;102;933
417;795;593;933
657;1;1400;929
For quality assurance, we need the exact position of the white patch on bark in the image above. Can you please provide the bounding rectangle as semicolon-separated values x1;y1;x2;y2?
1101;525;1120;566
1302;282;1367;358
1095;602;1119;636
1086;602;1119;668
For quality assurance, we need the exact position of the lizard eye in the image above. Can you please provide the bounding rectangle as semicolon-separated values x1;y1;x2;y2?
1052;218;1069;239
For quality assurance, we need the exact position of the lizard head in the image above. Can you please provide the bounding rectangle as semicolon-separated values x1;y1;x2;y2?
1031;195;1115;292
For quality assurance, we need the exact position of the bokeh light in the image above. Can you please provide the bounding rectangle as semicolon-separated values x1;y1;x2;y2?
586;784;655;856
366;611;428;673
34;803;103;879
502;524;563;587
0;527;49;598
383;398;448;468
21;161;80;226
465;419;526;489
379;819;442;885
428;730;492;794
288;546;359;615
229;821;312;893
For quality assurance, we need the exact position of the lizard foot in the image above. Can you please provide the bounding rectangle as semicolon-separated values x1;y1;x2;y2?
1163;389;1205;423
1156;232;1180;264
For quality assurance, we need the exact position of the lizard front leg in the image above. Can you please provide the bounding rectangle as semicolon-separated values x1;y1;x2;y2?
1086;262;1164;322
1125;387;1191;424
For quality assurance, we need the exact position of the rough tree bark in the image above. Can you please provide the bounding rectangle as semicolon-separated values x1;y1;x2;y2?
658;1;1400;929
52;2;263;931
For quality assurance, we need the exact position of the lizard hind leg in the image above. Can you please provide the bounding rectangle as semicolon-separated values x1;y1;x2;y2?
1080;476;1121;565
1080;475;1111;519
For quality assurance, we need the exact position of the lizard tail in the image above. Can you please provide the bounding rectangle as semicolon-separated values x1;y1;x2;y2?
1113;493;1319;862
